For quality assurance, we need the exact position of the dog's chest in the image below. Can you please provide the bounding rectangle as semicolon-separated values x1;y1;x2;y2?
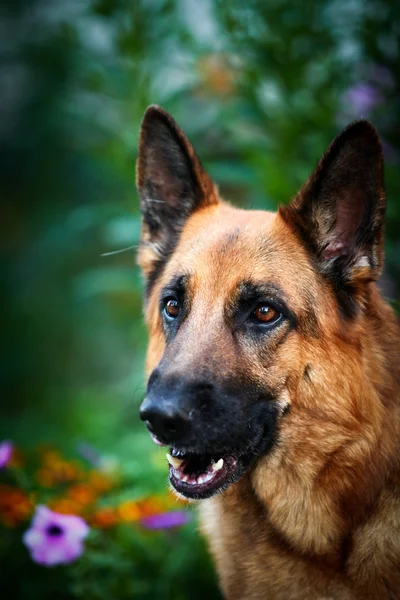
199;491;359;600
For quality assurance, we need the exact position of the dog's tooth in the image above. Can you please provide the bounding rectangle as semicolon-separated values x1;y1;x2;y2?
182;474;189;483
197;475;205;484
212;458;224;472
172;448;187;459
166;453;184;469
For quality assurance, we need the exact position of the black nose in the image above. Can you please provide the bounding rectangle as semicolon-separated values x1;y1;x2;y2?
139;396;191;443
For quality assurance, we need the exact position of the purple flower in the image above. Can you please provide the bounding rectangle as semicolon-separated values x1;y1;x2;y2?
343;83;382;117
23;506;89;566
0;440;13;468
140;511;190;530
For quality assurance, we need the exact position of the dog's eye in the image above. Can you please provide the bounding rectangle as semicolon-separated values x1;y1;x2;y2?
253;304;281;324
164;299;180;319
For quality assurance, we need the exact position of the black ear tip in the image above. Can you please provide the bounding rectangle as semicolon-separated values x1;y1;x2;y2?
141;105;176;131
143;104;167;119
340;119;382;150
347;118;378;133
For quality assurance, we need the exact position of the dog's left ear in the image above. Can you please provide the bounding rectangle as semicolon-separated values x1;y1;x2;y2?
280;120;385;289
136;105;218;282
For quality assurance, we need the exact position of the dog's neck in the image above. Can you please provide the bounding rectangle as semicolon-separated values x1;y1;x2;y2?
244;287;400;558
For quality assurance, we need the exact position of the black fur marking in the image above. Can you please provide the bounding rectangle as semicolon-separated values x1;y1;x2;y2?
142;234;181;301
333;280;360;320
144;255;168;301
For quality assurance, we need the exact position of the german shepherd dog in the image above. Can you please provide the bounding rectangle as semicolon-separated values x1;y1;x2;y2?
137;106;400;599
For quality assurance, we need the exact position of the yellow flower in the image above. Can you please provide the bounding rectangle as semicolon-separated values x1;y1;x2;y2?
35;459;84;488
117;501;141;523
87;470;114;494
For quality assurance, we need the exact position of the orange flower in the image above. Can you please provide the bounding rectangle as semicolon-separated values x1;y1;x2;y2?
91;507;117;528
137;497;164;518
0;484;33;527
67;484;96;507
49;498;84;516
117;501;141;523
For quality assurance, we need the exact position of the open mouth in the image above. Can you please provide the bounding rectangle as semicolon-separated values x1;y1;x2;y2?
147;403;279;500
166;447;241;500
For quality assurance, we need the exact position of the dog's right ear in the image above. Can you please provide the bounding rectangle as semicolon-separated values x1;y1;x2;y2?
136;105;218;285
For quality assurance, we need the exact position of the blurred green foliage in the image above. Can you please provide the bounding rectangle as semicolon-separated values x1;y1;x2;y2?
1;0;399;598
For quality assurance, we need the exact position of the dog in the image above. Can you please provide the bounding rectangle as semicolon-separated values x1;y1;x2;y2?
137;105;400;599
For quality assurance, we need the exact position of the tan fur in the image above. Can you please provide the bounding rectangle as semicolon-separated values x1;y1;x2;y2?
137;110;400;599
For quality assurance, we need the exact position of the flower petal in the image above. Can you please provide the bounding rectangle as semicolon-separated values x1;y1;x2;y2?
23;529;45;550
140;511;190;529
32;541;72;567
0;440;13;469
58;514;90;540
31;505;53;530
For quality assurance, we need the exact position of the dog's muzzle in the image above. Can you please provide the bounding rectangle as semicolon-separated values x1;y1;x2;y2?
139;369;280;500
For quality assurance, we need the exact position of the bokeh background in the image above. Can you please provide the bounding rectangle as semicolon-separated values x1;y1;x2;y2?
1;0;399;598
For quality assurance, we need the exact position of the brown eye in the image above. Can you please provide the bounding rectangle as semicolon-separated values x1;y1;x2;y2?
254;304;280;324
164;299;180;319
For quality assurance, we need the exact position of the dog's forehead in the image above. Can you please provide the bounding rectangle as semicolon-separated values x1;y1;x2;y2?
165;203;313;294
176;205;278;262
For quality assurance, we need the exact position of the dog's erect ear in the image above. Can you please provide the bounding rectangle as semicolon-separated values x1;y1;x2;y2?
280;120;385;291
136;105;218;283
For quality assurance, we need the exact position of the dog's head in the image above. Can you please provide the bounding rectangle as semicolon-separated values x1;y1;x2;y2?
136;106;385;501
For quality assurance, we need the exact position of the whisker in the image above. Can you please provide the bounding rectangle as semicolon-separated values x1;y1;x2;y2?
101;244;138;257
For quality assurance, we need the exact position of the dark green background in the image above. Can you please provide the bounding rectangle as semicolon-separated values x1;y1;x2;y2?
1;0;399;598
